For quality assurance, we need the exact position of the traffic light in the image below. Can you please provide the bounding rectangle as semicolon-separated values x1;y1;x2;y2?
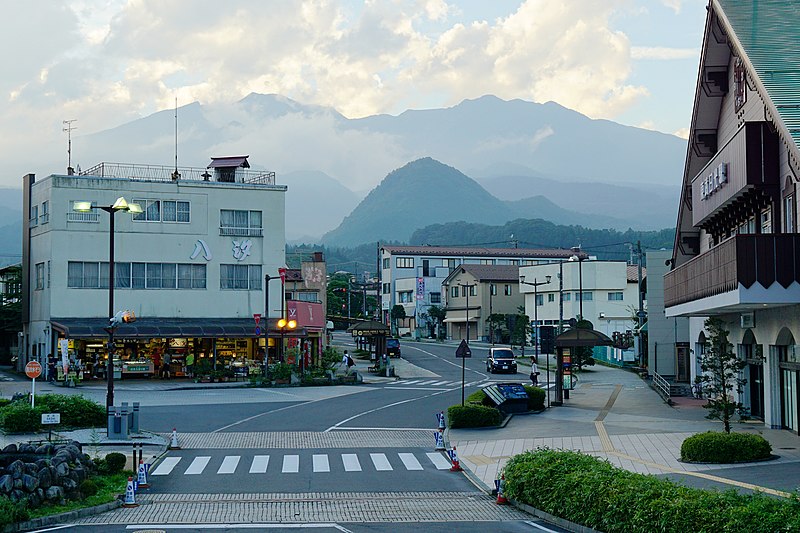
110;310;136;327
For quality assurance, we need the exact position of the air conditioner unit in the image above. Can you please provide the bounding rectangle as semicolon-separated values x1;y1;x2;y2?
741;312;755;329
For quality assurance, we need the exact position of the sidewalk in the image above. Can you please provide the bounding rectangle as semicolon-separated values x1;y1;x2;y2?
449;363;800;497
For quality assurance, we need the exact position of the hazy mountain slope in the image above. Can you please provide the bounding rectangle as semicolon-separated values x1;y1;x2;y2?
283;170;360;241
506;196;633;230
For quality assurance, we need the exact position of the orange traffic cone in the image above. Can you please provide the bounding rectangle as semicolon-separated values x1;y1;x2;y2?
449;446;462;472
496;474;508;505
122;476;138;508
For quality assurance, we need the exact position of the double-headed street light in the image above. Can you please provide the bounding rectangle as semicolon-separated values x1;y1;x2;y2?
520;275;551;406
73;197;142;410
276;317;297;364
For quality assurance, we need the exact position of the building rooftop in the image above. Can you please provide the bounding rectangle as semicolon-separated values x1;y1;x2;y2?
73;160;276;185
381;245;586;259
457;264;520;282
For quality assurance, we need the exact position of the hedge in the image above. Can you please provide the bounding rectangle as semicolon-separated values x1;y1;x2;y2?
503;449;800;533
681;432;772;463
447;404;502;428
0;394;105;433
466;389;493;407
522;385;545;411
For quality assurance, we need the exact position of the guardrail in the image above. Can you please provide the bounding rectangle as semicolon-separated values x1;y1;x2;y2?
652;372;671;404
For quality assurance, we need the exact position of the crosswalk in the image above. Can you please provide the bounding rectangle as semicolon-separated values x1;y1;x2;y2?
150;451;453;477
385;379;489;388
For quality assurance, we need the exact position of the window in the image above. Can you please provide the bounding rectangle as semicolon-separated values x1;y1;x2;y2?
451;286;459;298
535;294;544;306
132;199;161;222
608;292;624;301
504;284;512;296
40;201;49;224
521;260;536;266
508;259;519;265
490;284;497;296
178;264;206;289
382;283;390;294
220;209;263;236
398;290;413;303
548;294;555;303
220;264;261;290
35;263;44;290
430;292;441;304
69;261;205;289
296;292;318;303
445;259;458;269
162;200;190;223
785;195;795;232
564;293;571;301
480;259;494;265
396;257;414;268
575;291;593;301
469;285;477;297
30;205;38;227
761;208;772;234
382;258;390;269
47;261;51;288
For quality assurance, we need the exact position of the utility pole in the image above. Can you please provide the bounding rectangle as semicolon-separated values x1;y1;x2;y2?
63;119;77;173
637;241;646;369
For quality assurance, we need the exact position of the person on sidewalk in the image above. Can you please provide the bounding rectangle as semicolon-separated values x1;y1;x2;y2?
345;353;356;375
530;357;539;387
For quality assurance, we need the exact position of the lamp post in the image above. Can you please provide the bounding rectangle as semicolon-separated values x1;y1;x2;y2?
489;283;495;345
73;197;142;410
276;317;297;364
263;273;281;379
570;246;584;320
520;275;551;407
457;280;476;407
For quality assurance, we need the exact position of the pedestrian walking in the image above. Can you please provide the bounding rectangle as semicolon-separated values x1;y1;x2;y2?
345;353;356;375
530;358;539;387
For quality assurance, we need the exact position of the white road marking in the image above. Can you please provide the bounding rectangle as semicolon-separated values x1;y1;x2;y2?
426;452;452;470
370;453;392;471
150;456;181;476
282;455;300;473
312;454;330;473
184;456;211;475
398;453;423;471
217;455;240;474
249;455;269;473
342;454;361;472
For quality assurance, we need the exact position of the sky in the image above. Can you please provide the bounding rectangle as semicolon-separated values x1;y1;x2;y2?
0;0;708;188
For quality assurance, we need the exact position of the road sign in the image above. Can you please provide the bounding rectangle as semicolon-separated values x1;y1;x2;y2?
253;313;261;326
25;361;42;379
455;339;472;358
41;413;60;425
255;327;261;336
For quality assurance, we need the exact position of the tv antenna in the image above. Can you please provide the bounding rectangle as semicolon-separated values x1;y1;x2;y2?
62;119;77;173
171;97;180;180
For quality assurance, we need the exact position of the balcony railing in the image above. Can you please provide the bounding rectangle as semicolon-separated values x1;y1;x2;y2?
665;233;800;308
79;162;276;185
66;212;100;223
219;227;263;237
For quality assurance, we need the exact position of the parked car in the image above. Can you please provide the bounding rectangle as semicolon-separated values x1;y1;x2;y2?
387;338;401;357
486;347;518;374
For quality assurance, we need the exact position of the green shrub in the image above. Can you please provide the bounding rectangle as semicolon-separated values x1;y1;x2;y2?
0;495;30;526
0;402;42;433
522;385;545;411
503;448;800;533
104;452;127;473
447;404;502;428
79;479;98;497
0;398;11;408
270;362;293;381
681;432;772;463
466;389;493;406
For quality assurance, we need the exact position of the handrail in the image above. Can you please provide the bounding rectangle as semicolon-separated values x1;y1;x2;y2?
652;372;671;404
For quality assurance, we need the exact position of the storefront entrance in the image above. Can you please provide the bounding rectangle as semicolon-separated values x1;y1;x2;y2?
749;363;764;419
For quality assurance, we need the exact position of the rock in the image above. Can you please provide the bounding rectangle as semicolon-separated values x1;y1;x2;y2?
36;487;44;501
9;489;25;503
61;478;78;492
50;454;67;467
46;485;64;501
27;490;41;508
35;443;54;456
21;473;38;492
0;475;12;494
25;462;38;476
2;444;18;454
7;460;25;478
13;478;22;489
36;468;52;490
35;459;50;470
72;466;86;482
66;445;82;459
55;462;69;478
18;443;35;454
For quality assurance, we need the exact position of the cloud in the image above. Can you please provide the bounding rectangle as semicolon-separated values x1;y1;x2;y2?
661;0;683;15
673;127;690;139
632;46;698;60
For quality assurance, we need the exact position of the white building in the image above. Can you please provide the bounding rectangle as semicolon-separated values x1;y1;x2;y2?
379;245;583;337
519;260;644;364
21;156;291;379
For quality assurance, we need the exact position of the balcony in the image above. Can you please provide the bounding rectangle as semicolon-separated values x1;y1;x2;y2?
665;234;800;316
219;227;263;237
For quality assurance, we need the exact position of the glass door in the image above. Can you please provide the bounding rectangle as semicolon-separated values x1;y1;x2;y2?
782;369;798;431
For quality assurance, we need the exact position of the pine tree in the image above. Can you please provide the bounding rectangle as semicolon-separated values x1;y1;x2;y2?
698;317;749;433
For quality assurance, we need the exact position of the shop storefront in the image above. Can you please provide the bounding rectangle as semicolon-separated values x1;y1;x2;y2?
50;317;305;381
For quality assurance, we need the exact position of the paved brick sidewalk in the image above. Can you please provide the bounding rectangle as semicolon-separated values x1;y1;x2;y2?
450;363;800;497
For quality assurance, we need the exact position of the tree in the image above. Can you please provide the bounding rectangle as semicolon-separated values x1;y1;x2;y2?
510;307;531;352
427;305;447;339
698;317;749;433
572;318;597;370
487;313;507;344
390;305;406;336
0;265;22;364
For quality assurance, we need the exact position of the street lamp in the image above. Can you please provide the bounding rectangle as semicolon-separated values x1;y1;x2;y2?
570;246;584;320
276;317;297;364
520;275;552;407
73;197;142;410
263;273;281;378
457;280;476;407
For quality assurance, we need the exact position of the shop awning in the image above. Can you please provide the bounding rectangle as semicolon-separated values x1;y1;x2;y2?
50;317;307;339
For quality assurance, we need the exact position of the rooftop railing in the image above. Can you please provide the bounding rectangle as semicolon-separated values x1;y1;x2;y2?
79;163;276;185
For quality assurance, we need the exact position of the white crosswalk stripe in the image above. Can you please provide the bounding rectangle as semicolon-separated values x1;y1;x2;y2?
153;452;451;477
185;456;210;475
249;455;269;473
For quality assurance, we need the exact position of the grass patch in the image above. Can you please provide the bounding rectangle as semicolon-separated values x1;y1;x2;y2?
27;471;130;520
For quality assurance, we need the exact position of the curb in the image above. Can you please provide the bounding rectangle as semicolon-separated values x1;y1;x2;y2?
514;501;600;533
3;499;122;533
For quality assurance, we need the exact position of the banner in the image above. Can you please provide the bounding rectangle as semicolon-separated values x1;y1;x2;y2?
416;277;425;300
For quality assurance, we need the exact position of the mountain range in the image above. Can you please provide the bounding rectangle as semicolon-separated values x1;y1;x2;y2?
1;93;686;254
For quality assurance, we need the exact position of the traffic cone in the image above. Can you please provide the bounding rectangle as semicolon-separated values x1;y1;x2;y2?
496;474;508;505
449;446;462;472
434;430;445;451
122;477;138;508
168;428;181;450
136;459;150;489
438;411;446;431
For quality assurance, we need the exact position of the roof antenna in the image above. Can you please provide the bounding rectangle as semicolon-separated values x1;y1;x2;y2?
63;119;77;175
171;96;180;180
